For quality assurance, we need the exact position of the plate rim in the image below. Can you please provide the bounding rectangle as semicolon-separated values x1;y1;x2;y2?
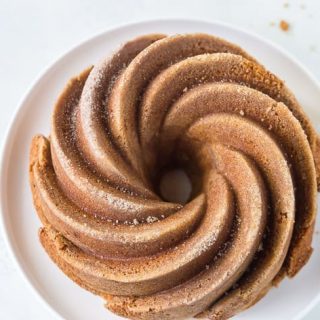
1;17;320;320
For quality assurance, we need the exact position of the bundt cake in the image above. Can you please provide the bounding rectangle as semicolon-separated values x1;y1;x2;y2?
29;33;320;320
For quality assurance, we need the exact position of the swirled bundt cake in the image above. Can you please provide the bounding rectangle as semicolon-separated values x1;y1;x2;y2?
29;33;320;320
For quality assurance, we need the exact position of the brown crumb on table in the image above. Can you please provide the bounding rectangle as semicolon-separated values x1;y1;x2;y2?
279;20;290;31
283;2;289;8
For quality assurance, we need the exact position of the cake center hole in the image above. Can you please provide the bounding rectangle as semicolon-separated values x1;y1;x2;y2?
159;169;192;204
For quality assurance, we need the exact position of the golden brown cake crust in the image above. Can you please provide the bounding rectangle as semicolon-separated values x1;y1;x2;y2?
29;33;319;320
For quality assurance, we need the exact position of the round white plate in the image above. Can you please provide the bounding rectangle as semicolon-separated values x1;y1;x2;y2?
1;19;320;320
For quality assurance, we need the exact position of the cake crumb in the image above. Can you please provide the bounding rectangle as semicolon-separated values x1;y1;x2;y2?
280;20;290;32
239;110;245;116
283;2;289;8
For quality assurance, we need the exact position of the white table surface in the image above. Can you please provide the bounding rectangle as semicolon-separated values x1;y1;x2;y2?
1;0;320;319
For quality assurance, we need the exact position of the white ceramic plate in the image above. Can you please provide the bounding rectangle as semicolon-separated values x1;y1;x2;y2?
1;19;320;320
